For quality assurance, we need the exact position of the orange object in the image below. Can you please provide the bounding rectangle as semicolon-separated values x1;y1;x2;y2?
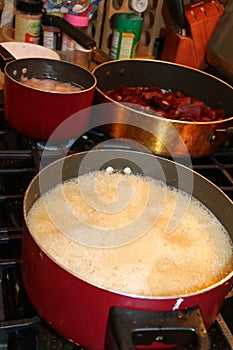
162;0;224;69
161;28;198;68
185;0;224;69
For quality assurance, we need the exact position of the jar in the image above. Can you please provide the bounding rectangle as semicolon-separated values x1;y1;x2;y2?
61;13;89;63
110;13;143;59
42;13;63;51
74;43;92;70
14;0;43;44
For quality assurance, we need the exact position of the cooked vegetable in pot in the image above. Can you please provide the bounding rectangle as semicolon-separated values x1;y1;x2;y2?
105;86;225;122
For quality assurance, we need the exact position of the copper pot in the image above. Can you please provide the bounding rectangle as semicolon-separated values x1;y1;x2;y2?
92;59;233;158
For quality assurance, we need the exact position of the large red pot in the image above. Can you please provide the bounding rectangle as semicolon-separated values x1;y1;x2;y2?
1;52;96;141
21;150;233;349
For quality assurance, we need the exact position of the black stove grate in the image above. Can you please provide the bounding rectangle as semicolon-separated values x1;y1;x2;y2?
0;95;233;349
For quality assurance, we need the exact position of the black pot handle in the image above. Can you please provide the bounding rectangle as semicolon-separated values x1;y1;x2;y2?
0;45;16;72
105;306;209;350
42;14;112;63
42;14;96;50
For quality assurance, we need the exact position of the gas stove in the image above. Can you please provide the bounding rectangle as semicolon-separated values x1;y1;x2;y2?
0;90;233;349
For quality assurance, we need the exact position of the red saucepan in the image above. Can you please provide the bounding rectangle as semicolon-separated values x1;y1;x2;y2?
0;45;96;141
21;149;233;349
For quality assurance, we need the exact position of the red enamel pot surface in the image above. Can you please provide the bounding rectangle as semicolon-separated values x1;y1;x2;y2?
3;57;96;141
21;150;233;349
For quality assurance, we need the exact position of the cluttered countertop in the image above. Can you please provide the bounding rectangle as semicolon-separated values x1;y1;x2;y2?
0;0;232;83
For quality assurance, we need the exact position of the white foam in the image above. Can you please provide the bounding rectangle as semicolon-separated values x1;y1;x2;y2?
26;171;233;296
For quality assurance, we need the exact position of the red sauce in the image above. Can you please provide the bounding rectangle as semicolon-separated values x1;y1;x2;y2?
105;86;225;122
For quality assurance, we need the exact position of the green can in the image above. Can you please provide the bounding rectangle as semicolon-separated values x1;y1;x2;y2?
110;13;143;59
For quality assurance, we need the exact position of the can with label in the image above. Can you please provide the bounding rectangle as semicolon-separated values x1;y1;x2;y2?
110;13;143;59
42;13;63;50
42;24;61;50
15;0;43;44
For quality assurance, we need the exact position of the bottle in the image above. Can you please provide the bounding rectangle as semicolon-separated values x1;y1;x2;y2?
15;0;43;44
61;13;89;64
42;13;63;51
110;13;143;60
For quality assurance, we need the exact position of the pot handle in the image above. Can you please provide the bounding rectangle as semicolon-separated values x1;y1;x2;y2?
42;14;97;50
42;14;112;63
208;126;233;142
105;306;209;350
0;45;16;72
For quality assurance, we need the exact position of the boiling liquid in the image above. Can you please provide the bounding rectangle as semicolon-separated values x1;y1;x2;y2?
26;171;233;296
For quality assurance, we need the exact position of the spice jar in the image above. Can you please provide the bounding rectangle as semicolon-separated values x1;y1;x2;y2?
110;13;143;59
61;13;89;64
42;13;63;51
14;0;43;44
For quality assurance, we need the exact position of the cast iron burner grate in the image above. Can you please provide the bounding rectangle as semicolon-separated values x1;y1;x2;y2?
0;92;233;349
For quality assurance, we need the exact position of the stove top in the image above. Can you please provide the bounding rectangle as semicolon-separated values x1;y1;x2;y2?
0;92;233;349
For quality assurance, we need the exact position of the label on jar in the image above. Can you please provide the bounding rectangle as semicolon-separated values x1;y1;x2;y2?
118;33;135;59
61;34;76;51
110;29;135;59
43;26;61;50
15;12;42;44
110;13;143;60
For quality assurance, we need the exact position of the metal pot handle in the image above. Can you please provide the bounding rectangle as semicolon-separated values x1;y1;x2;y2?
208;126;233;142
105;306;209;350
